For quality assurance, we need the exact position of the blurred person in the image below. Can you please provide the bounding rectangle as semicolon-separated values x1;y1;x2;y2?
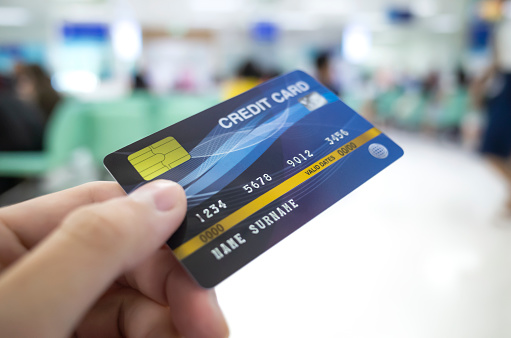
0;180;228;337
421;70;443;132
0;70;46;194
0;92;45;152
0;74;13;93
456;67;470;89
237;60;263;79
0;72;44;150
314;51;340;96
358;72;378;122
175;67;197;93
261;68;282;82
132;71;149;92
472;1;511;212
436;67;471;140
14;63;61;124
221;60;263;100
421;71;441;101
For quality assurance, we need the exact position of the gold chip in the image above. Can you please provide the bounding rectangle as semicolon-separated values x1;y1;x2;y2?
128;137;191;180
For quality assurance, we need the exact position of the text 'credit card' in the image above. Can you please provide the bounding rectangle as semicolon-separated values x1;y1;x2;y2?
104;70;404;288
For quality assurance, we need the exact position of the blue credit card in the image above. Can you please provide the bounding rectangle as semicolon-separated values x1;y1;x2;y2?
104;70;404;288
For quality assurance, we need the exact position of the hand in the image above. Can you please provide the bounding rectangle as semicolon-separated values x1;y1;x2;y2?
0;181;228;338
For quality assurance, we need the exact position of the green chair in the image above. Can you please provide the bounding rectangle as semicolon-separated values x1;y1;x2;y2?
395;94;428;130
437;89;470;129
375;88;402;122
341;93;363;112
0;99;89;177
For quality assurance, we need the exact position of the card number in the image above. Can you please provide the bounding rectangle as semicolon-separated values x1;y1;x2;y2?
243;174;272;193
195;200;227;223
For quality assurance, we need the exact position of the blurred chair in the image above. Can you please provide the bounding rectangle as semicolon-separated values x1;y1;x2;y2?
340;93;363;112
437;89;470;131
375;88;402;123
394;92;428;130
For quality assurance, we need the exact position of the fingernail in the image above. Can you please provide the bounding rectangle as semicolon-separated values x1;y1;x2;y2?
130;180;181;211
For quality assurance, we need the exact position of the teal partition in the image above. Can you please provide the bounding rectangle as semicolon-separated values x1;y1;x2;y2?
86;95;154;164
155;94;220;128
0;93;222;177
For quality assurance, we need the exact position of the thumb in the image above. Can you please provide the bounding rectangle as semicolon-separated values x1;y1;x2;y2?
0;180;186;338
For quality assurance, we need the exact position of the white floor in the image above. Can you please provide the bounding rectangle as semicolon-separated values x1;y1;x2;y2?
216;131;511;338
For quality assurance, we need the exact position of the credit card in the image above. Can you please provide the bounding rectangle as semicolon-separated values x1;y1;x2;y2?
104;70;404;288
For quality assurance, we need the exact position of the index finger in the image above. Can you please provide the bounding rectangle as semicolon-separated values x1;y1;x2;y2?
0;181;124;248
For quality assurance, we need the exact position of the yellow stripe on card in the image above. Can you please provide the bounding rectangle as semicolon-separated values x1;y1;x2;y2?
173;127;382;260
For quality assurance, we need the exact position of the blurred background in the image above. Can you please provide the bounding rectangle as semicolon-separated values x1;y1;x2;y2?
1;0;511;337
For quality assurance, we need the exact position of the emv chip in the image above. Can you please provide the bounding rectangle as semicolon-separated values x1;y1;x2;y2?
128;137;191;180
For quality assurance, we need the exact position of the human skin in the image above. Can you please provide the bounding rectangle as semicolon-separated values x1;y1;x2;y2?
0;180;228;338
